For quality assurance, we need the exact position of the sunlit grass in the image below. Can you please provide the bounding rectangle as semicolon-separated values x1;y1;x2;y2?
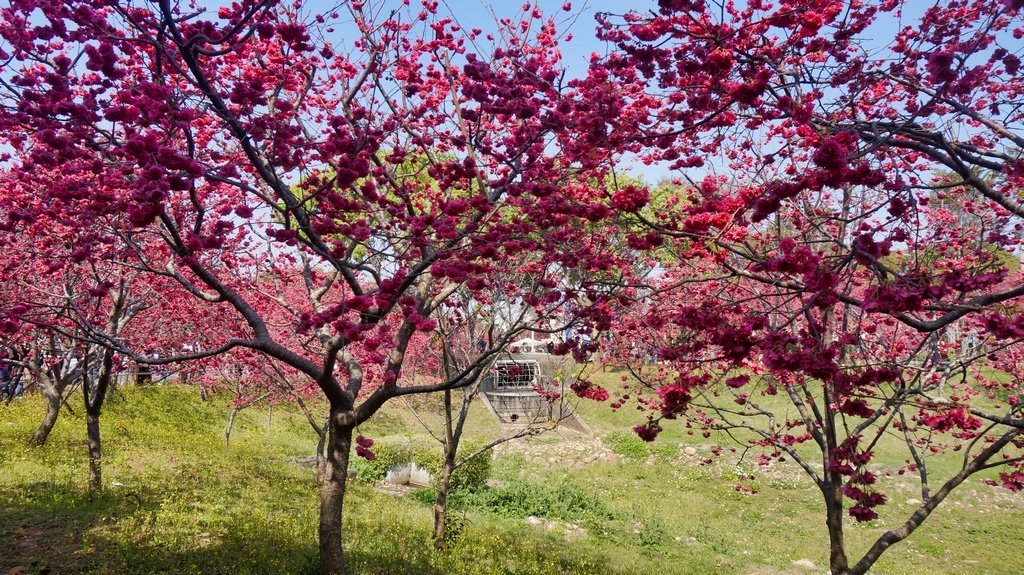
1;384;1021;574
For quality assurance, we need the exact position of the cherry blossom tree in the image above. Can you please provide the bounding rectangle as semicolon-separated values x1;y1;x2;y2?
0;179;214;491
0;2;628;572
589;1;1024;573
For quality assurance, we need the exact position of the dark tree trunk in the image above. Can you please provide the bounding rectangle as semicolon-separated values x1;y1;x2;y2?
824;480;849;575
86;410;102;495
818;371;851;575
29;388;63;447
83;349;114;496
432;460;455;549
319;411;353;575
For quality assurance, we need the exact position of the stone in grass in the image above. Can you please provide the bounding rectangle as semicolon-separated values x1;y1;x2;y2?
792;559;817;570
563;523;587;538
525;516;587;539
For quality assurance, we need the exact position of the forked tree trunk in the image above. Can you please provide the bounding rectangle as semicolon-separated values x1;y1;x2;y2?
319;411;353;575
29;387;63;446
83;349;114;496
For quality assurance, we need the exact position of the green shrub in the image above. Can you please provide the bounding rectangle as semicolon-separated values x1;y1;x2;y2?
407;487;437;505
449;442;493;493
605;430;677;460
461;478;614;523
406;439;492;492
349;436;413;484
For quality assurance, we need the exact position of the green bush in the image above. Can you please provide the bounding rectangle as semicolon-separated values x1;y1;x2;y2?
407;487;437;505
349;436;413;484
460;478;614;523
426;440;492;493
408;439;492;492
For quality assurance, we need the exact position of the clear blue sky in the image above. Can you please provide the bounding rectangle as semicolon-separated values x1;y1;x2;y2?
354;0;640;75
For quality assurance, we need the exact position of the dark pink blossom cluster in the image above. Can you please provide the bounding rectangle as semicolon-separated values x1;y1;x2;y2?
917;407;983;434
355;435;375;460
570;378;610;401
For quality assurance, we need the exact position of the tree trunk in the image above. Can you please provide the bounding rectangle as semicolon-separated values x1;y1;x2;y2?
319;412;353;575
824;481;849;575
315;425;328;485
432;461;455;550
29;390;62;446
83;348;114;497
225;405;242;446
86;410;102;495
433;387;459;550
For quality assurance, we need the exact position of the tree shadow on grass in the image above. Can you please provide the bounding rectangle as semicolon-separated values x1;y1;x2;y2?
1;481;621;575
1;481;132;574
0;481;318;575
342;512;623;575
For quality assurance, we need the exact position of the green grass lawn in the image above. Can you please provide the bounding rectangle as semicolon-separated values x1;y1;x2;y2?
1;382;1021;574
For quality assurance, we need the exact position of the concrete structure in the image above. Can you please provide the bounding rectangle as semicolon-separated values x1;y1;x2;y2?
480;344;589;433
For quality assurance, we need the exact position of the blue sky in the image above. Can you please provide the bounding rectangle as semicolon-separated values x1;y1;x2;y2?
352;0;635;74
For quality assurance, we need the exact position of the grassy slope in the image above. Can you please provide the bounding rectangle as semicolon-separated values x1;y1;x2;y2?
573;369;1024;574
0;381;1021;575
